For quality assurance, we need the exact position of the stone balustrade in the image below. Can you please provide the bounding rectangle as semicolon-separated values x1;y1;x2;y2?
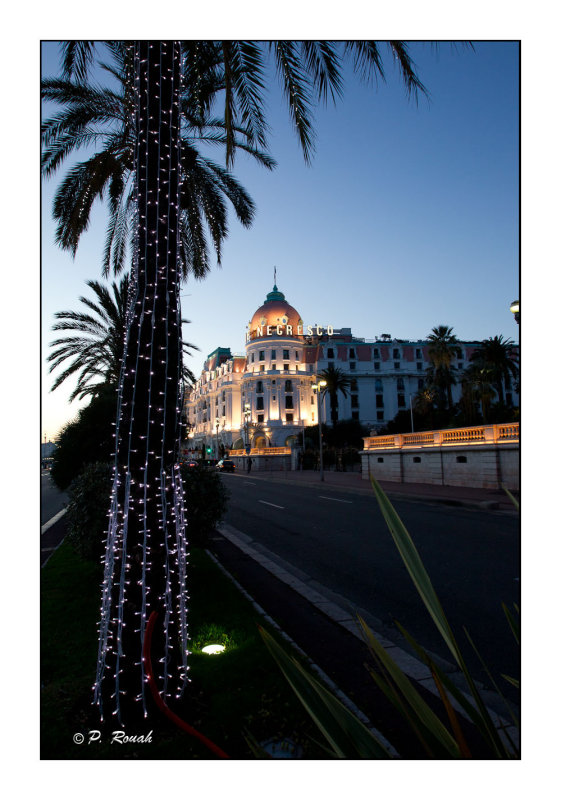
363;423;519;451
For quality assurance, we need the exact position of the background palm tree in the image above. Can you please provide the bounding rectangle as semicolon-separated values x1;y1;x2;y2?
318;364;351;426
469;335;519;406
426;325;461;412
47;39;427;723
48;275;198;402
461;363;496;422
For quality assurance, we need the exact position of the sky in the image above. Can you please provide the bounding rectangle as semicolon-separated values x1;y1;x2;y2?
41;40;520;442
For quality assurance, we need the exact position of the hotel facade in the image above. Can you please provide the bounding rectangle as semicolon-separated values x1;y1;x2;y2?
183;284;519;455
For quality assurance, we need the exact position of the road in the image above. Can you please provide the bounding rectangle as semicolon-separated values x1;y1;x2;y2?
220;473;520;690
41;471;68;525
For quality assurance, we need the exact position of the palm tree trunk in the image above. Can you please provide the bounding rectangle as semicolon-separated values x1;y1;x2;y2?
94;41;189;724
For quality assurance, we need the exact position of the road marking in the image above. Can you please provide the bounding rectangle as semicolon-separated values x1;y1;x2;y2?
244;481;257;486
318;496;353;504
41;508;67;534
258;500;285;509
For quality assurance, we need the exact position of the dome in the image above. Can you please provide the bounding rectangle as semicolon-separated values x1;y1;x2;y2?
248;285;303;340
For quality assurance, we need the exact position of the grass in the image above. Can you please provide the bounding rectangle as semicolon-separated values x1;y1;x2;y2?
41;542;328;759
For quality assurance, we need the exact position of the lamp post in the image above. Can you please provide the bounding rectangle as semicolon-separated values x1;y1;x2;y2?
215;418;220;460
243;402;251;454
510;300;520;325
312;379;327;481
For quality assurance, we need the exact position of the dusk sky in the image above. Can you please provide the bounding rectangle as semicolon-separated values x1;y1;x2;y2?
41;40;520;442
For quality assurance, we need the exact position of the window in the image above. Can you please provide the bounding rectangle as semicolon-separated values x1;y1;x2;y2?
457;350;464;360
374;362;380;371
415;349;422;359
327;348;334;358
260;365;265;372
349;348;356;358
350;379;358;391
456;455;467;463
284;364;289;371
251;353;254;362
311;395;315;405
350;361;356;370
376;411;384;421
397;377;404;391
393;348;400;359
285;396;294;409
377;456;384;463
257;413;264;423
256;381;263;393
283;349;290;360
259;350;265;361
271;363;276;370
351;395;359;408
413;456;421;463
285;380;293;392
271;349;276;359
256;397;264;410
375;379;383;391
285;413;293;422
394;362;400;370
272;395;276;401
418;378;424;389
417;362;423;371
221;405;225;416
373;348;380;358
398;393;406;407
295;351;300;360
376;394;384;408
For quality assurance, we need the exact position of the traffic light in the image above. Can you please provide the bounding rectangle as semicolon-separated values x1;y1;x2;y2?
206;446;212;454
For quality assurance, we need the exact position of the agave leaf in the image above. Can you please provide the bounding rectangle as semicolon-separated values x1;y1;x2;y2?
369;474;508;757
501;674;520;689
429;663;472;757
500;483;519;511
369;474;464;668
258;625;391;758
502;602;520;645
357;615;460;757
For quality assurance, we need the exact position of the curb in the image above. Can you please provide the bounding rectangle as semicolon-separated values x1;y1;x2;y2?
216;521;519;752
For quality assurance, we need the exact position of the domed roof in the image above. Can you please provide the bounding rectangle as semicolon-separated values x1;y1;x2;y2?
248;285;303;340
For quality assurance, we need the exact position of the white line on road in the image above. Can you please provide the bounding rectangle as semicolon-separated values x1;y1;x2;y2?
244;481;257;485
41;508;67;534
258;500;285;509
318;496;353;504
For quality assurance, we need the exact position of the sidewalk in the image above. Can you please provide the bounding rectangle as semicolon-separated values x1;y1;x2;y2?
236;468;519;512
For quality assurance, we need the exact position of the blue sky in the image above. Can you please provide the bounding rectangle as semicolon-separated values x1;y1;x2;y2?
41;40;520;441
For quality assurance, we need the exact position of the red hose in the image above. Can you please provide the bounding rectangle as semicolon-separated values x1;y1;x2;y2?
143;610;230;759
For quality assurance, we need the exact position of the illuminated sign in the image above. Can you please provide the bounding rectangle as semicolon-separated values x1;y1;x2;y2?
246;324;334;342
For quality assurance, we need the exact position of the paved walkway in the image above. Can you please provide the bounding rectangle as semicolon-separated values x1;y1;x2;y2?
238;468;519;512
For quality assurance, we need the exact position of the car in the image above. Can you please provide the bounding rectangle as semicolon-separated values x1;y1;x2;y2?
216;459;236;473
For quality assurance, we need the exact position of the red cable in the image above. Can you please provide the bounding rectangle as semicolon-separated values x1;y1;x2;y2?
143;610;230;759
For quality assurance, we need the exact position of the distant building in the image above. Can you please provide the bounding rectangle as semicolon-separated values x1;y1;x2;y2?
41;440;57;458
184;284;519;453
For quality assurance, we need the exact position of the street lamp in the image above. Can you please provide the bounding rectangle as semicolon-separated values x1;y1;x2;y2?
510;300;520;325
243;402;251;454
312;379;327;481
215;418;220;460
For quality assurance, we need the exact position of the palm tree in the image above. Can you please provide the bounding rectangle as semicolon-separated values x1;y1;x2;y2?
461;363;496;423
318;365;351;426
48;274;198;402
48;40;427;724
426;325;462;412
42;41;275;278
469;335;519;406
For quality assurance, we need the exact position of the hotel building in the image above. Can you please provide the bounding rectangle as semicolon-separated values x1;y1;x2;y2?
184;284;519;454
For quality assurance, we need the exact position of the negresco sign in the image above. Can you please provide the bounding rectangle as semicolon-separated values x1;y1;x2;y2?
246;324;334;342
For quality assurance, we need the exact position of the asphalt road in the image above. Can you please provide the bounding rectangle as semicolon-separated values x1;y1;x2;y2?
220;473;520;689
41;471;68;525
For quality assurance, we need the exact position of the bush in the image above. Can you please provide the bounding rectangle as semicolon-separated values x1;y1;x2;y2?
181;464;230;546
50;387;116;491
65;462;113;562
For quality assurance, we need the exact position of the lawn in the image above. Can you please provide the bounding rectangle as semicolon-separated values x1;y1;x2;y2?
40;541;329;759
